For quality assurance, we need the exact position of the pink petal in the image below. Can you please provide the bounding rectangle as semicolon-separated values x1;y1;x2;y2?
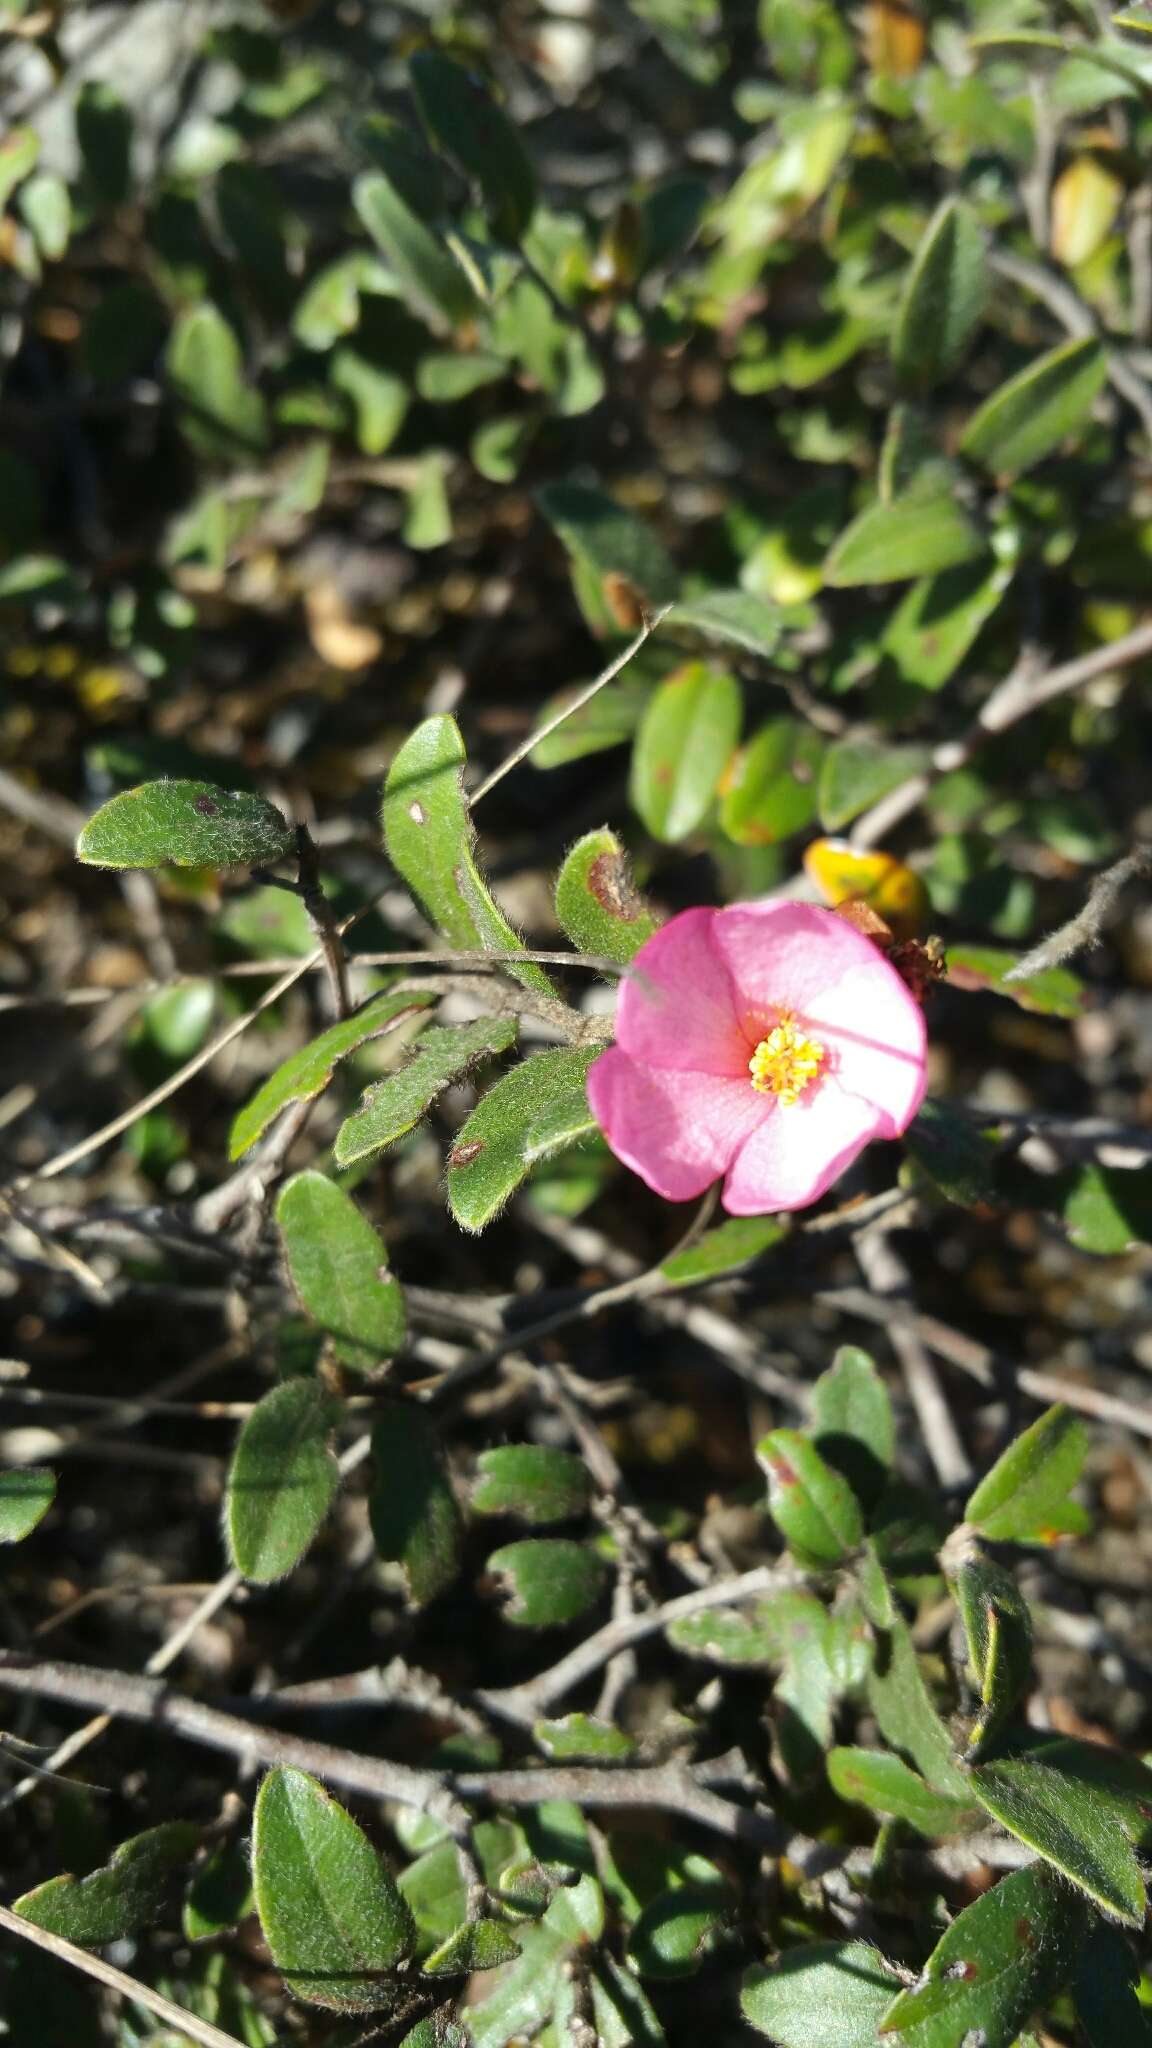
723;1079;885;1215
713;900;884;1017
712;899;926;1135
587;1045;765;1203
804;964;927;1135
613;906;746;1077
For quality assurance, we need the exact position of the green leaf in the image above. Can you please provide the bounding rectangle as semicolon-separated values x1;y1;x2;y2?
667;589;787;660
817;740;928;831
293;252;391;349
719;719;823;846
77;780;292;870
1026;1736;1152;1840
422;1919;523;1976
965;1405;1089;1544
537;481;680;614
1064;1162;1152;1253
380;715;553;993
356;112;449;217
0;127;38;208
947;1540;1033;1753
400;2024;468;2048
403;450;452;549
811;1346;895;1506
660;1213;788;1287
554;828;658;965
946;943;1085;1017
353;171;480;331
183;1839;254;1941
533;1714;636;1760
276;1171;405;1372
1074;1921;1152;2047
882;554;1015;691
335;1017;518;1168
960;337;1108;478
627;1884;734;1980
410;52;536;243
417;349;507;401
229;989;434;1159
877;1863;1086;2045
487;1536;606;1627
465;1879;605;2047
867;1614;971;1797
251;1766;416;2011
970;1756;1146;1924
630;662;742;842
828;1749;978;1835
741;1941;899;2046
472;1445;591;1525
758;1428;864;1566
891;197;989;389
331;347;409;455
904;1098;1000;1208
0;1466;55;1543
167;304;269;458
398;1820;523;1943
824;495;986;586
15;1822;200;1945
369;1405;462;1605
226;1378;340;1583
446;1046;601;1232
530;672;653;769
472;410;536;481
666;1599;797;1668
76;80;132;208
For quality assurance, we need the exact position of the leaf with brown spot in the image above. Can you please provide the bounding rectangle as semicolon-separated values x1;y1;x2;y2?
554;828;658;966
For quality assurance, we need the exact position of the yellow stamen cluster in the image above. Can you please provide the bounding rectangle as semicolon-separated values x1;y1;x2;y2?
748;1014;826;1105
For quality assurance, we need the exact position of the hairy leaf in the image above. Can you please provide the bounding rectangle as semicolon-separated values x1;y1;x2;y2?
77;780;291;870
276;1171;404;1371
251;1767;415;2010
446;1045;601;1232
335;1017;518;1168
226;1378;340;1583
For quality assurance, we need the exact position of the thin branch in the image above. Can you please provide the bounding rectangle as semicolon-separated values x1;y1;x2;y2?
477;1564;791;1723
294;823;350;1020
849;617;1152;850
990;245;1152;439
0;1437;372;1812
469;607;672;805
0;949;632;1015
0;1899;247;2048
1003;843;1152;980
8;946;327;1190
818;1287;1152;1442
0;1651;772;1842
854;1232;971;1489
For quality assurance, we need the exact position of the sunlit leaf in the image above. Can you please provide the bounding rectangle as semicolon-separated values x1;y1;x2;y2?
877;1863;1086;2044
554;828;658;964
446;1046;601;1232
225;1378;340;1583
960;337;1108;478
77;780;291;870
891;198;989;389
276;1170;405;1371
230;989;434;1158
252;1767;415;2010
381;715;553;992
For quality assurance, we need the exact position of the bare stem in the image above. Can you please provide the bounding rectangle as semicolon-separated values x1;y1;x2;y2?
0;1898;246;2048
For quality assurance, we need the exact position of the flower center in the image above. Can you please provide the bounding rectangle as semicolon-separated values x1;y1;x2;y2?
748;1014;826;1105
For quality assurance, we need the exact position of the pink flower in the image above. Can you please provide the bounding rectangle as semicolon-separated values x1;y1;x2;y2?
587;900;928;1215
